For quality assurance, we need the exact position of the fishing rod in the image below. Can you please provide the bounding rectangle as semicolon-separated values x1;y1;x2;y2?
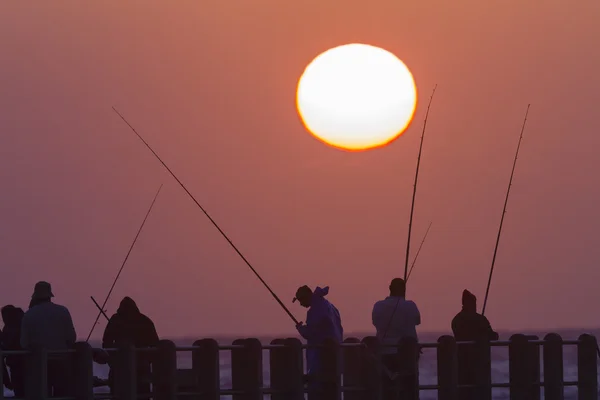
112;109;406;382
112;107;300;325
404;85;437;284
379;85;438;344
85;184;163;342
481;104;531;316
91;296;110;321
406;221;433;282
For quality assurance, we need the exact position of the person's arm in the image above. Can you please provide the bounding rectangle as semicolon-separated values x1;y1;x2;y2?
102;318;116;348
413;302;421;326
484;317;499;340
63;308;76;347
372;302;387;332
296;309;327;341
451;316;458;338
145;318;160;346
20;315;29;349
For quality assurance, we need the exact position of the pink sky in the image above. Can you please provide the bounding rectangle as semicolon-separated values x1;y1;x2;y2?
1;1;599;340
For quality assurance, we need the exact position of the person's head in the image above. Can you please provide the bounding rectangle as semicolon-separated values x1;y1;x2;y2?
292;285;313;308
117;296;140;316
462;289;477;312
13;307;24;322
389;278;406;297
1;305;16;324
31;281;54;304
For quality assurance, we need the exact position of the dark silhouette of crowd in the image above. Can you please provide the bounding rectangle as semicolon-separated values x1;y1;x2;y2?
1;281;159;399
1;278;496;400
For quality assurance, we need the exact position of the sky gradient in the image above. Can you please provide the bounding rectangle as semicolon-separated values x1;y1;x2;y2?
1;1;599;340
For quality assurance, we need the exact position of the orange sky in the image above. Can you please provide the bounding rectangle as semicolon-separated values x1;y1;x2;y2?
1;1;599;340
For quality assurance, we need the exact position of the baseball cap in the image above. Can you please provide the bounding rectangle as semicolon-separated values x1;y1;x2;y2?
32;281;54;300
292;285;311;303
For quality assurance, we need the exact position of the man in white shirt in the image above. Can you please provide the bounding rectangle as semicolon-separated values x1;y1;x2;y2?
21;281;76;397
372;278;421;399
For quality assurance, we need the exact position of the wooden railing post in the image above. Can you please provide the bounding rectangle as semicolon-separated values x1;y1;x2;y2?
509;334;530;400
577;334;598;400
73;342;94;400
154;340;177;400
543;333;564;400
25;346;47;400
524;335;541;400
437;335;458;400
114;344;137;400
231;338;263;400
342;338;362;400
269;338;303;400
319;338;341;400
473;339;492;400
398;337;419;400
361;336;381;400
192;339;220;400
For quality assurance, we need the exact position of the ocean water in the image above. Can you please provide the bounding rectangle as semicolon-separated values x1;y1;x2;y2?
3;329;599;399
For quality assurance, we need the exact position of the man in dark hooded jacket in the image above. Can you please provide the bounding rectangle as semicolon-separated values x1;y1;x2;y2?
102;297;159;396
451;290;498;400
293;285;343;399
2;305;25;397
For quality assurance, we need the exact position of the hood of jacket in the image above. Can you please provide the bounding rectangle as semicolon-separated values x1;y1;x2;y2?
117;297;141;317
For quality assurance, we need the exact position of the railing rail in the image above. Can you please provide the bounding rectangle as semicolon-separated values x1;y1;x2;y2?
0;333;597;400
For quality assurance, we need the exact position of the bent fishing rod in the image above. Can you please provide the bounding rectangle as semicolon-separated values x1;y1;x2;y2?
85;183;163;342
380;85;438;342
404;84;437;284
406;221;433;282
112;107;299;325
481;104;531;316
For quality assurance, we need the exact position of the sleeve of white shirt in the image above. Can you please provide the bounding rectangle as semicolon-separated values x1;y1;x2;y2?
372;301;386;331
65;308;77;346
413;302;421;325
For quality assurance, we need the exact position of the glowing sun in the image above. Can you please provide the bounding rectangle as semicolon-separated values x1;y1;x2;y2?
296;43;418;151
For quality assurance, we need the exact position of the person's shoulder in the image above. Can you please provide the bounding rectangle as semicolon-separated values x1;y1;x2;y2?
405;299;420;309
50;303;72;315
477;313;491;324
373;298;389;308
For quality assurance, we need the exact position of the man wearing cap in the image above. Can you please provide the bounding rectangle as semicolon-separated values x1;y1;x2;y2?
293;285;343;398
451;289;498;400
21;281;77;397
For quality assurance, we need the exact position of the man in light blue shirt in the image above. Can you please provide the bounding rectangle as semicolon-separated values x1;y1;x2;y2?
21;281;76;397
372;278;421;400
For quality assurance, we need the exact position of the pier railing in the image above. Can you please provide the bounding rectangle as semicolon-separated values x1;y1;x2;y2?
0;333;597;400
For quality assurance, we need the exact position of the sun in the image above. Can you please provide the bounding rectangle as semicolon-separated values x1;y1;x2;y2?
296;43;418;151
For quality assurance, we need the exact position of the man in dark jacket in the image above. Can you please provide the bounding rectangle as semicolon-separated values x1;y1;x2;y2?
102;297;159;396
451;289;499;400
2;305;25;397
293;285;343;399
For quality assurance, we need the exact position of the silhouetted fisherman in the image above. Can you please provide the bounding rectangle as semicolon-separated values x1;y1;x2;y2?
451;289;498;400
293;285;343;399
372;278;421;399
2;305;25;397
102;297;159;396
21;281;77;398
